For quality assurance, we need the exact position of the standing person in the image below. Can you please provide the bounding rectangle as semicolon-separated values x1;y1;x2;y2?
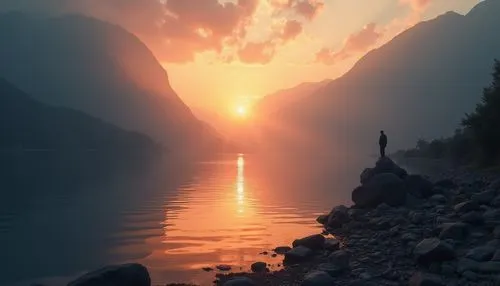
379;130;387;157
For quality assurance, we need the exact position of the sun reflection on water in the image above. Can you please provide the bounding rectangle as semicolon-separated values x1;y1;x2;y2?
236;154;245;214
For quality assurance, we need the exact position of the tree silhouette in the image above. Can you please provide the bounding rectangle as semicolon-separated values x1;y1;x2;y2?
462;59;500;165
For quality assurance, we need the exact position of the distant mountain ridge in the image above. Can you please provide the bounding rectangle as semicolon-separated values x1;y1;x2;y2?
259;0;500;153
0;12;223;152
0;77;156;152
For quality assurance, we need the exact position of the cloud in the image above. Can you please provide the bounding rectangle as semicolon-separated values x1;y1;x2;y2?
316;23;383;65
237;41;276;64
0;0;262;63
236;19;302;64
268;0;325;20
280;19;304;42
293;0;324;20
0;0;320;64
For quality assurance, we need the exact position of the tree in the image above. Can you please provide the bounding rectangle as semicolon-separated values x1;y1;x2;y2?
462;59;500;165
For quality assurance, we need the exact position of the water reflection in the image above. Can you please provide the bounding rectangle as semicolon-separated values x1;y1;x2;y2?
236;154;245;215
1;152;371;286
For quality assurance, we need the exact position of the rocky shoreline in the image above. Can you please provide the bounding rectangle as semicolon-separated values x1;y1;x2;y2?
52;157;500;286
215;157;500;286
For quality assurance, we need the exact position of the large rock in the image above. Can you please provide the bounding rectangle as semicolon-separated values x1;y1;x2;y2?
292;234;325;250
359;158;407;186
414;238;455;264
326;205;350;229
438;223;468;240
375;157;408;178
405;175;434;198
301;271;335;286
274;246;292;254
324;238;340;251
352;173;406;208
360;168;376;185
316;263;345;277
434;179;457;189
250;262;268;273
454;201;480;213
408;272;445;286
461;211;484;224
328;250;350;269
284;246;313;264
466;246;496;262
471;189;497;205
67;264;150;286
316;214;328;225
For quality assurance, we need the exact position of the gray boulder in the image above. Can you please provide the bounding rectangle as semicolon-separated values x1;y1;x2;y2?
438;223;468;240
457;258;480;273
352;173;406;208
374;157;408;179
324;238;340;251
284;246;313;264
471;189;497;205
408;272;445;286
301;271;335;286
250;262;268;273
292;234;325;250
430;194;447;204
405;175;434;198
274;246;292;254
434;179;456;189
414;238;455;264
478;262;500;273
326;205;350;229
494;226;500;239
67;264;150;286
316;214;328;225
454;201;480;213
328;250;350;269
360;168;376;185
316;263;345;277
461;211;484;224
466;246;496;262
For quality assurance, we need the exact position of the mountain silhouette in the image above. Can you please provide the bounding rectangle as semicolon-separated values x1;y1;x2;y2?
259;0;500;153
0;12;222;152
0;77;156;152
256;80;331;117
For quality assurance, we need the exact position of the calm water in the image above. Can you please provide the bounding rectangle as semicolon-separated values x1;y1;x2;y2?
0;152;372;286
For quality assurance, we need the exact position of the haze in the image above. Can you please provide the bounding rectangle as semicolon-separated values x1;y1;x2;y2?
0;0;480;114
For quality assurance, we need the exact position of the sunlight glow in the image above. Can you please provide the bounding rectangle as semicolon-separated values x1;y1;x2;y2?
236;154;245;214
236;105;247;117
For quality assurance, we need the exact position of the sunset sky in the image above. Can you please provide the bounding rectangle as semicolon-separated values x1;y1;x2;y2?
0;0;481;113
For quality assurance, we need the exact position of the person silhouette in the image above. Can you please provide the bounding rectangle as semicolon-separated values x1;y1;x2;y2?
379;130;387;158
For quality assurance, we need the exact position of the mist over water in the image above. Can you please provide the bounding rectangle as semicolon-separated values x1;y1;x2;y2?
0;152;371;286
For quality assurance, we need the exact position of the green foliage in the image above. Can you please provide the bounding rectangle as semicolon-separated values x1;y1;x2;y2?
462;59;500;165
401;60;500;166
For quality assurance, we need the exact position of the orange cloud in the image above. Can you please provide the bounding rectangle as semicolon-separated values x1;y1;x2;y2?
236;19;303;64
316;23;383;65
0;0;261;63
268;0;325;20
237;41;276;64
280;20;304;42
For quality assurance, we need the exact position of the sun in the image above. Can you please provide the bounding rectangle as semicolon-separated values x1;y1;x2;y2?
235;105;247;117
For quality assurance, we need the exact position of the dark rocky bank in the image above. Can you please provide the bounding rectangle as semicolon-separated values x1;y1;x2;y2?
40;157;500;285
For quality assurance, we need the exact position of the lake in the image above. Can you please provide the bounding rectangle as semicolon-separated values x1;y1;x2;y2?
0;152;373;286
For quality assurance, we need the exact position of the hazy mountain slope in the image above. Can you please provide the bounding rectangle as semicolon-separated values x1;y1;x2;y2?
0;78;155;152
263;0;500;153
256;80;331;116
0;13;222;152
